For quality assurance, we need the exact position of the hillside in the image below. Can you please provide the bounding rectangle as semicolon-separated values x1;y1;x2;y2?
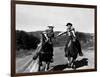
16;30;94;57
28;31;94;48
16;30;94;49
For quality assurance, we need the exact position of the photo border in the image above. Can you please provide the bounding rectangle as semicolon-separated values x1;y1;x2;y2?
11;0;97;77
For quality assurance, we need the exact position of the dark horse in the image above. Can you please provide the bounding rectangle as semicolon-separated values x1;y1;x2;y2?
65;37;79;69
38;33;53;71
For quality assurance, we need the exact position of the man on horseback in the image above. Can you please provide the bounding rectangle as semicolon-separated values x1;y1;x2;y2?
33;25;55;71
42;25;55;62
57;23;83;56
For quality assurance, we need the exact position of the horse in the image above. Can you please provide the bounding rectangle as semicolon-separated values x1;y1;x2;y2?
37;33;53;71
64;37;79;69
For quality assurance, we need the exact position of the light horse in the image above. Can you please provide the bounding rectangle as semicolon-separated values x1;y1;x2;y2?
36;33;53;71
64;37;79;69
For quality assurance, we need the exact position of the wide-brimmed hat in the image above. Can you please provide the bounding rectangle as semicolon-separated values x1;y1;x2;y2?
48;26;54;28
66;23;72;26
48;24;54;28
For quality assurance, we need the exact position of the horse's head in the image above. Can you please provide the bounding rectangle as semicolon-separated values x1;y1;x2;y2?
68;36;76;48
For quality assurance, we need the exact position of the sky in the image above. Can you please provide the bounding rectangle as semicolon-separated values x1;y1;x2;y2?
16;4;95;33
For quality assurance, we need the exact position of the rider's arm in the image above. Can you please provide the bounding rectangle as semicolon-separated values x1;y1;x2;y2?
56;31;67;37
57;31;66;37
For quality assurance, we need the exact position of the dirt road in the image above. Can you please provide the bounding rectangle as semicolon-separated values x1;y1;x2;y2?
16;46;95;73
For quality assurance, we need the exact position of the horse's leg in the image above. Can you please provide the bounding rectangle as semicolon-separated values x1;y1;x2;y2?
38;61;41;71
44;62;50;71
42;62;46;71
47;62;50;70
71;46;78;69
38;55;42;71
71;58;75;67
42;57;50;71
68;56;71;67
38;60;43;71
71;56;77;69
44;62;48;71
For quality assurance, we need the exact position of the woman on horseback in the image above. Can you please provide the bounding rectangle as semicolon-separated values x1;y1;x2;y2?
57;23;83;56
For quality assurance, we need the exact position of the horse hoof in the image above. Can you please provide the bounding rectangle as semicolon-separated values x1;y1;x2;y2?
68;64;71;67
72;65;76;70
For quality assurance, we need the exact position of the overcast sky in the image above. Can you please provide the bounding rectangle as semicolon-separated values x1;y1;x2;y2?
16;4;95;33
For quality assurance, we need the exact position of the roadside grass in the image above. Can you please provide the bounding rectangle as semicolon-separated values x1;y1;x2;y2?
16;49;35;58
